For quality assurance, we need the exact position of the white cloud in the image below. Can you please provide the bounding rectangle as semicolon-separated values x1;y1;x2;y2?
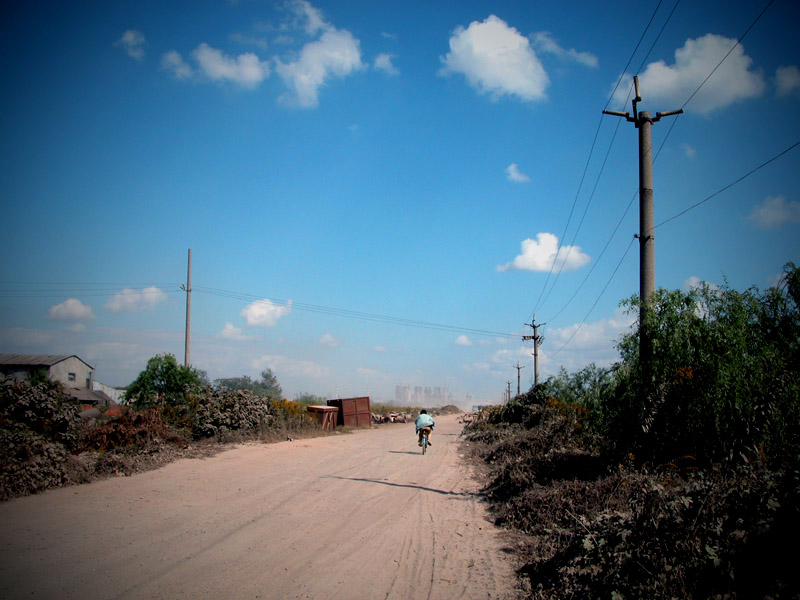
746;195;800;229
455;335;473;347
498;233;591;272
439;15;549;102
240;298;292;327
320;333;338;347
219;322;259;341
276;28;364;107
775;65;800;97
230;32;269;50
680;143;696;158
115;30;146;61
47;298;94;321
505;163;530;182
289;0;330;35
105;287;167;312
192;43;270;89
374;52;399;76
538;307;636;372
373;345;388;353
612;34;765;115
531;31;597;67
162;51;194;80
253;354;330;378
683;276;719;292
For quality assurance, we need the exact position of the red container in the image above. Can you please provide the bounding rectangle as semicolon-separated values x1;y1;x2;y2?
306;405;338;431
327;396;371;428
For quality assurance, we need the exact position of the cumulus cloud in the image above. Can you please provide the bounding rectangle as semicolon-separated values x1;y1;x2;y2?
160;1;361;106
506;163;530;182
161;51;194;80
683;276;720;292
498;233;590;272
746;195;800;229
374;52;399;75
455;335;473;347
47;298;94;321
533;307;636;373
611;34;765;115
240;298;292;327
531;31;597;67
439;15;549;102
680;143;696;158
115;29;146;60
219;322;259;341
192;43;270;89
230;32;269;50
276;28;364;107
775;65;800;97
105;287;168;312
320;333;338;347
290;0;329;35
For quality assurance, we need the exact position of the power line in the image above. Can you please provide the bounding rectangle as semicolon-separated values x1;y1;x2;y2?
545;0;776;329
532;0;668;316
548;236;637;360
193;285;519;339
655;140;800;229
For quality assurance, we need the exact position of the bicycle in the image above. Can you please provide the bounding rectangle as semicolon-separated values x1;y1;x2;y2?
421;431;429;455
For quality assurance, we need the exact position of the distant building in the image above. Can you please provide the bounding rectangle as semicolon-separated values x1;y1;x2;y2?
0;353;113;409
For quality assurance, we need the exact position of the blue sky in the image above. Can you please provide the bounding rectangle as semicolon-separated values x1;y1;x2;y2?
1;0;798;406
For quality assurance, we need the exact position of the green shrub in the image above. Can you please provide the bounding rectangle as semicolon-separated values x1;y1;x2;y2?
605;263;800;464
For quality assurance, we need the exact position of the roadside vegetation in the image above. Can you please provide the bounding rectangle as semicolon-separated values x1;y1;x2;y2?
0;360;319;501
465;262;799;599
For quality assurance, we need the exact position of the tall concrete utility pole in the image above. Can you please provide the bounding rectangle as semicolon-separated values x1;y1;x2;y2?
506;381;512;403
514;361;525;396
522;316;545;385
603;77;681;369
181;249;192;367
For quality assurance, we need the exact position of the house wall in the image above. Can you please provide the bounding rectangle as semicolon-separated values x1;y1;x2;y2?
49;357;93;389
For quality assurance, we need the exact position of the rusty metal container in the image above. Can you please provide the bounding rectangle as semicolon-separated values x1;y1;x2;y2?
327;396;371;428
306;405;338;431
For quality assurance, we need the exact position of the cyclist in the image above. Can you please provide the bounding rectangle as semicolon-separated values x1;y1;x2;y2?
415;409;435;447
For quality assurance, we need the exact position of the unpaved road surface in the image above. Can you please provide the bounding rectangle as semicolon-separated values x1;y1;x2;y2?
0;415;521;599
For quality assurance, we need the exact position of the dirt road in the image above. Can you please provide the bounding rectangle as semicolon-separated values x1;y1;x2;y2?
0;415;521;599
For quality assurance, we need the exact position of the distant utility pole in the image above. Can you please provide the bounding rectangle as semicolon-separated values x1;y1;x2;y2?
522;316;545;385
181;249;192;367
603;76;682;375
514;361;525;396
506;381;512;404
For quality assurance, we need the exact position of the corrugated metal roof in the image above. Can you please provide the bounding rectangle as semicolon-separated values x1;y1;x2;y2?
0;354;93;368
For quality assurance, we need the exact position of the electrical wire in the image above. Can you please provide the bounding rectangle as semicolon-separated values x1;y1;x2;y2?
193;285;519;339
655;139;800;229
533;0;677;316
548;236;637;360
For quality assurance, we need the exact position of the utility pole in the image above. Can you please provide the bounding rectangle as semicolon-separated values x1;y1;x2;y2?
523;316;545;385
506;381;512;403
603;76;681;377
514;361;525;396
181;249;192;367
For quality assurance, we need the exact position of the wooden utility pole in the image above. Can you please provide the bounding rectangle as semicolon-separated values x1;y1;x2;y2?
603;76;681;374
181;249;192;367
523;316;545;385
514;361;525;396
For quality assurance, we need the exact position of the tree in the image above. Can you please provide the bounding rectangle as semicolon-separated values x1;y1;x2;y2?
125;354;208;408
213;368;283;400
604;262;800;463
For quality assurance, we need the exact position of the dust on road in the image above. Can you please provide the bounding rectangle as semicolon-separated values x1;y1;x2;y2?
0;414;521;599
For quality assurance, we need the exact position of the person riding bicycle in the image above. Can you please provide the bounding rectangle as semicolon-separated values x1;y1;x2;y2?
415;410;435;447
